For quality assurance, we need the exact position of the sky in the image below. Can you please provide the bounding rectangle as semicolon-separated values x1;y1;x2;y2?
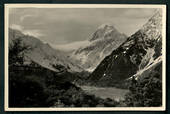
9;8;158;45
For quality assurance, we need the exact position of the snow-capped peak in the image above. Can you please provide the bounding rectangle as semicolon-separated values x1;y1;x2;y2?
89;23;120;41
71;23;127;71
97;23;115;30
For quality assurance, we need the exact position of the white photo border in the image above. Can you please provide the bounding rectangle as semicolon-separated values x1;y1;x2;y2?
4;4;167;111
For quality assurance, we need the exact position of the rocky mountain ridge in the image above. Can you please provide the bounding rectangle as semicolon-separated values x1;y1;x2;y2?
9;28;84;73
71;24;127;72
88;10;163;87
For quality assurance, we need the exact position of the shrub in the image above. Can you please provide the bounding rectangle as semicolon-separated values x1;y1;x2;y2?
123;70;162;107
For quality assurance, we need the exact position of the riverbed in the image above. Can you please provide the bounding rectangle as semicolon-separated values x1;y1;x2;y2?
80;86;129;101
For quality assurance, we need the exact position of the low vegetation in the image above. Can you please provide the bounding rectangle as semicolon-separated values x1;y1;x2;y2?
122;70;162;107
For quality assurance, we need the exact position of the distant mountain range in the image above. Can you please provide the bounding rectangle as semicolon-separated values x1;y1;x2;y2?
88;10;163;87
9;28;84;73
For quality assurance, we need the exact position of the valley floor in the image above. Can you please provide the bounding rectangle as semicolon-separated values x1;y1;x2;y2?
80;86;129;101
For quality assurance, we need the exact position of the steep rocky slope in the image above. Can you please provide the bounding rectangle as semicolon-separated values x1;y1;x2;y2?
88;10;163;87
71;24;127;71
9;28;83;73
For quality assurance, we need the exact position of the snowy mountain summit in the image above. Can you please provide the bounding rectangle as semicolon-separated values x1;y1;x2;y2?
71;24;127;72
88;10;163;87
89;24;122;41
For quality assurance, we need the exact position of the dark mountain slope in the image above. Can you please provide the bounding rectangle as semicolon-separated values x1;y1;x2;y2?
88;10;162;87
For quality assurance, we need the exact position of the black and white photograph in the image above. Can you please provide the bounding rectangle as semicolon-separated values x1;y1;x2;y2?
5;4;166;111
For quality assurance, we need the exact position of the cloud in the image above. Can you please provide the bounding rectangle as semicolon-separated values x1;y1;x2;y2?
51;40;90;51
10;24;43;38
9;8;157;45
23;30;43;37
20;14;36;22
10;24;23;31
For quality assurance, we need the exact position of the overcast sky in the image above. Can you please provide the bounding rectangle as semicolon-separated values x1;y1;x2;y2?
9;8;157;45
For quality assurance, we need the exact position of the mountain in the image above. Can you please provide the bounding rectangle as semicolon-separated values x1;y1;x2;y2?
133;56;162;81
88;10;163;87
71;24;127;72
9;28;83;73
9;29;116;107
